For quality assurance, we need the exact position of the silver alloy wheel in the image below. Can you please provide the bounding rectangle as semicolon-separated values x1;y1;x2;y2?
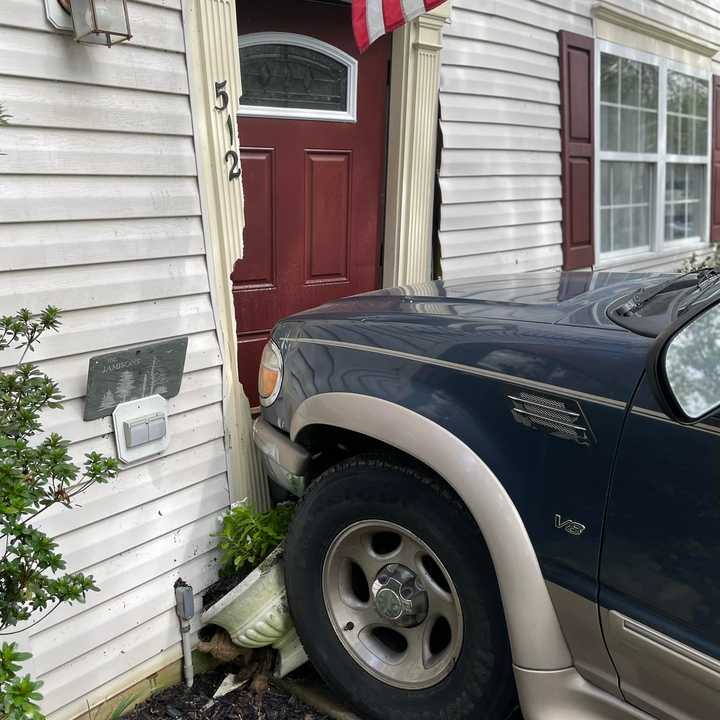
322;520;464;689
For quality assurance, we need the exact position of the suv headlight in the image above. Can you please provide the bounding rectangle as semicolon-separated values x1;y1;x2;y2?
258;340;283;406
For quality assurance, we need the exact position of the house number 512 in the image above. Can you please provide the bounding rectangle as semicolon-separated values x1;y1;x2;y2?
214;80;240;183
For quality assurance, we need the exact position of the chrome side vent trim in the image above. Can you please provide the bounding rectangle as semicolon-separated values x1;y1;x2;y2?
509;390;595;446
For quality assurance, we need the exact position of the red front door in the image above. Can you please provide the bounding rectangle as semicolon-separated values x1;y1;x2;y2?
234;0;391;406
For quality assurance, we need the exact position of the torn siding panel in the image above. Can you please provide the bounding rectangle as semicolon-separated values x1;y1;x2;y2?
0;218;206;272
36;512;222;635
15;332;222;402
0;76;193;135
441;243;563;277
0;1;231;717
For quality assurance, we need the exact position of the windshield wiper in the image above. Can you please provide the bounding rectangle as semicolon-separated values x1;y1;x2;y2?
677;268;720;314
615;269;718;317
695;267;720;289
615;275;687;317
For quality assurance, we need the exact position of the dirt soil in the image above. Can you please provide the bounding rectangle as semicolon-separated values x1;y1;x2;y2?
123;666;330;720
202;572;247;610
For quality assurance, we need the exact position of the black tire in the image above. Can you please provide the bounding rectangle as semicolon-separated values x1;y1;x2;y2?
284;454;518;720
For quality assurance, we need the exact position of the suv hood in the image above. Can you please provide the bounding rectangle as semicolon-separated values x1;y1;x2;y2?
297;271;670;330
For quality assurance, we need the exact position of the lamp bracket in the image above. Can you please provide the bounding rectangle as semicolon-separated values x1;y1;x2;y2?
45;0;73;31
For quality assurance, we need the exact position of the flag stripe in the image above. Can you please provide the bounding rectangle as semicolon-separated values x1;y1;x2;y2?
366;0;386;44
353;0;447;52
382;0;406;32
352;0;370;52
401;0;426;20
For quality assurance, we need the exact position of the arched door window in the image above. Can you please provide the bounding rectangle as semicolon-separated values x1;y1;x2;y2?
238;32;358;123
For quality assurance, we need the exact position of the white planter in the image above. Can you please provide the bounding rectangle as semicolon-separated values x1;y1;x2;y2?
200;546;308;677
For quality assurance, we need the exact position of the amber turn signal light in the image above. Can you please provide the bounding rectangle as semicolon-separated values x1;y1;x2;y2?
258;340;283;407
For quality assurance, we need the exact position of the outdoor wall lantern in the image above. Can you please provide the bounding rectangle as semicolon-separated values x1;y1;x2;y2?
57;0;132;46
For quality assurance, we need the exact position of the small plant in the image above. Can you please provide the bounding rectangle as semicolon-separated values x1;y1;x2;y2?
1;308;119;720
215;502;294;574
680;243;720;273
102;694;138;720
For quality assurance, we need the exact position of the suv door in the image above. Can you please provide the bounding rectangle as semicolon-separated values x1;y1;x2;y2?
600;306;720;720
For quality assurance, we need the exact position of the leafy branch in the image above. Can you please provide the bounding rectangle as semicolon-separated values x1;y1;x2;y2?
215;502;294;574
0;308;119;720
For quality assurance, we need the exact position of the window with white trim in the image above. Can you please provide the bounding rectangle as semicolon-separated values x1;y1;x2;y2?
597;43;711;260
238;32;358;123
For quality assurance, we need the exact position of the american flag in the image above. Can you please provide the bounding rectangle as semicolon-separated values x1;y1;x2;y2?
353;0;447;52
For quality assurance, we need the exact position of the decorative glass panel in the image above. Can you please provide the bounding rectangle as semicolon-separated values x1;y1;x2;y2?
600;161;653;253
665;164;705;241
667;72;709;156
240;43;348;112
600;53;658;153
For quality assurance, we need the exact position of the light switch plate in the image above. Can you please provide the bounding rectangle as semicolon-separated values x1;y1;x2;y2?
112;395;169;464
147;415;167;443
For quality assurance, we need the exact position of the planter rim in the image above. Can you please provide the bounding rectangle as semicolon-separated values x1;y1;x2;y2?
201;545;285;622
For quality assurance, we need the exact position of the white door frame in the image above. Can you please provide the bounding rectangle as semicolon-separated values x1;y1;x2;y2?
383;3;452;287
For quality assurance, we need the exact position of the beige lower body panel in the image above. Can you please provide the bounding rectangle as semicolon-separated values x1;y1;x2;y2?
546;582;621;697
603;609;720;720
515;666;657;720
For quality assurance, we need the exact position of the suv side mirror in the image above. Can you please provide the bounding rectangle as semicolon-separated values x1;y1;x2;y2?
650;299;720;423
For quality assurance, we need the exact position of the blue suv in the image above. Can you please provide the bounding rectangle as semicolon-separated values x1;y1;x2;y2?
253;270;720;720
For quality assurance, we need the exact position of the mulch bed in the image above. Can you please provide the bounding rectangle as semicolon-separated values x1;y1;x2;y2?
123;666;330;720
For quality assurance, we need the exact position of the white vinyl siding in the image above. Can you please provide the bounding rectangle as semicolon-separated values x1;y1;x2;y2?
0;3;229;720
438;2;589;278
438;0;720;278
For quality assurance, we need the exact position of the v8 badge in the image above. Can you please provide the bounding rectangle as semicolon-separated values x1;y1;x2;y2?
555;514;587;536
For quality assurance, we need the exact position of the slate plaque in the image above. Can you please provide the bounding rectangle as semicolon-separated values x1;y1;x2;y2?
84;338;188;421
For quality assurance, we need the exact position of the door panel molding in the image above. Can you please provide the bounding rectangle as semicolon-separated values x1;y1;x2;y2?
603;609;720;720
304;150;352;285
234;147;277;289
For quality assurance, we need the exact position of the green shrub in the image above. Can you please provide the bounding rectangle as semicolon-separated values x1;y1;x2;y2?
1;308;119;720
680;243;720;273
215;502;294;574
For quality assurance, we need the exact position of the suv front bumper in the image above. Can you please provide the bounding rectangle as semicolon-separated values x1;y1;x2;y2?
253;417;310;497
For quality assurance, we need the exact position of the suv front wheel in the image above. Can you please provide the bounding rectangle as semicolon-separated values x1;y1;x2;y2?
284;454;517;720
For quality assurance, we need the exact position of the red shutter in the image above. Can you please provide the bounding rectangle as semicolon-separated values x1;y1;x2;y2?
711;75;720;243
559;31;594;270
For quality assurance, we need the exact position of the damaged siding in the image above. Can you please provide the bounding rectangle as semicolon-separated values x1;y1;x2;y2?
438;0;720;278
0;1;229;718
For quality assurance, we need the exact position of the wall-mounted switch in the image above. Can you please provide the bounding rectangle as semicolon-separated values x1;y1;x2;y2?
123;412;166;449
113;395;169;464
148;416;166;442
124;418;150;448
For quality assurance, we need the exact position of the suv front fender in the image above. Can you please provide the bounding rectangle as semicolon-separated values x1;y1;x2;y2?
290;391;572;673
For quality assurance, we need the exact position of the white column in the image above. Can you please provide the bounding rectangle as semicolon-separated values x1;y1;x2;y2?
183;0;269;510
383;3;452;288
